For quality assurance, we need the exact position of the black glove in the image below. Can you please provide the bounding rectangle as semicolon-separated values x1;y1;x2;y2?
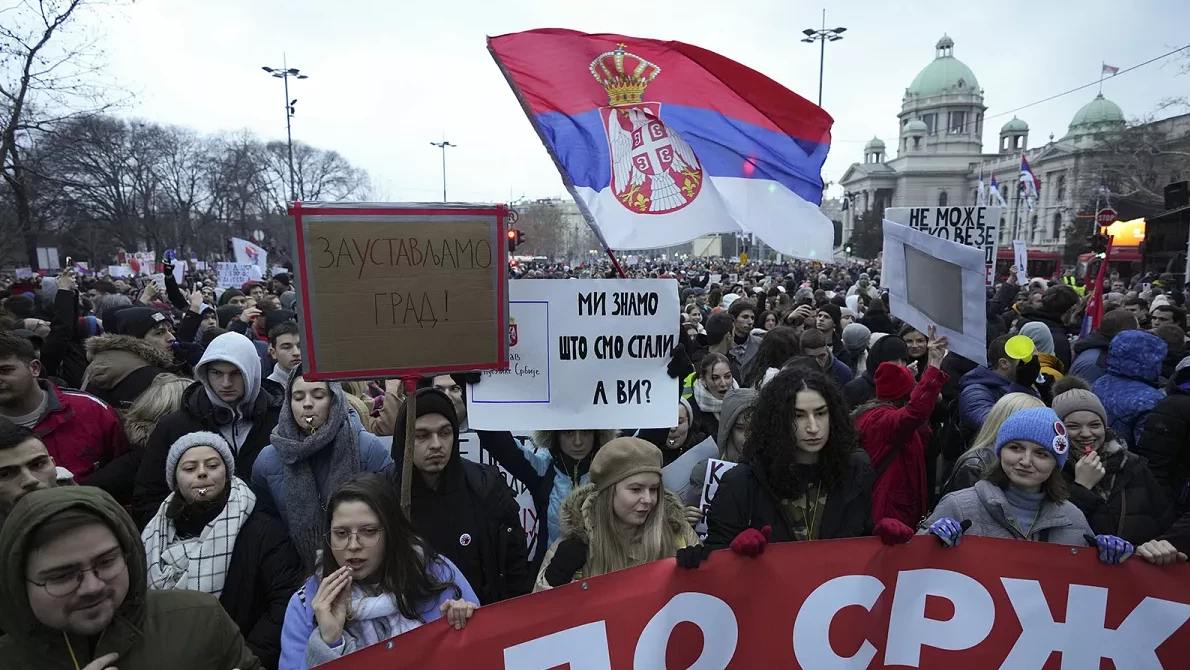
544;538;588;587
676;544;712;569
455;372;482;386
667;345;693;380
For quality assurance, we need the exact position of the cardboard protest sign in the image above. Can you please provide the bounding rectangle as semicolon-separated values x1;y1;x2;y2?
885;206;1002;285
698;458;738;517
882;219;988;365
1013;240;1028;284
467;278;680;430
216;262;254;288
290;202;509;381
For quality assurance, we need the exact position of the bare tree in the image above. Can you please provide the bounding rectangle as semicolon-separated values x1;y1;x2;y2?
1;0;123;268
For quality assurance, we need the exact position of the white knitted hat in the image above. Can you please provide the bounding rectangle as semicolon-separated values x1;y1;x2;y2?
165;431;235;492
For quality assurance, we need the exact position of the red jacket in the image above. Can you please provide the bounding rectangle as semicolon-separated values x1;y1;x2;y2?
34;381;128;485
855;365;948;527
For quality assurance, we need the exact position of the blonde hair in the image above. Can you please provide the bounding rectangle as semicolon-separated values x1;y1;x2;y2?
124;373;192;449
583;480;676;578
961;392;1046;458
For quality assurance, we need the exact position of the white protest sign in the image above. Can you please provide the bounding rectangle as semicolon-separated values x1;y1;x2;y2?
709;273;722;286
1012;240;1028;284
149;273;166;290
14;268;33;279
884;206;1002;285
172;260;188;285
195;261;208;271
216;262;254;288
132;251;156;276
882;219;988;366
271;265;288;278
107;265;131;278
468;278;680;430
699;458;738;517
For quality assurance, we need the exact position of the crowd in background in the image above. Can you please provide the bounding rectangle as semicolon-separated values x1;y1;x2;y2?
0;256;1186;669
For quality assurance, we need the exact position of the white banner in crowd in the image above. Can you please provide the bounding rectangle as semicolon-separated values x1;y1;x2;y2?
884;206;1002;285
1012;240;1028;284
271;265;288;278
467;279;680;430
882;219;988;366
698;458;738;518
216;262;255;288
14;268;32;279
107;265;131;278
231;236;268;272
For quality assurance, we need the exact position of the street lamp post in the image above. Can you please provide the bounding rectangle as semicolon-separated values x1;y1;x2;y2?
800;9;846;107
430;139;456;202
262;56;308;203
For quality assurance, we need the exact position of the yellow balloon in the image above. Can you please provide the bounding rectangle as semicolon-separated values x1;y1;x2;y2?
1005;335;1035;363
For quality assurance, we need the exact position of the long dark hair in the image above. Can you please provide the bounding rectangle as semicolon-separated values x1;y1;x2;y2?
743;327;800;388
320;474;461;621
697;352;730;380
744;367;856;498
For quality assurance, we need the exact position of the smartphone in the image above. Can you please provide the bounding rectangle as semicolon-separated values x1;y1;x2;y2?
65;256;72;268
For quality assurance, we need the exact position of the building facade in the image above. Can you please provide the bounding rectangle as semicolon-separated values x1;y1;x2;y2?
838;34;1187;265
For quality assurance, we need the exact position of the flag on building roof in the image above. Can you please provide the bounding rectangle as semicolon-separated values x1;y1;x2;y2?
1019;156;1040;199
977;166;987;206
488;29;835;260
1102;63;1119;76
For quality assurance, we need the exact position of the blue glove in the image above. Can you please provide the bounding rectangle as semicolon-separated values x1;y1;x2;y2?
1089;534;1134;565
927;517;969;548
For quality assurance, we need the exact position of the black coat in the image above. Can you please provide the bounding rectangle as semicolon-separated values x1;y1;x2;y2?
1137;367;1190;510
41;288;89;389
385;457;532;605
859;312;896;335
1017;306;1074;370
220;509;303;670
1063;444;1173;545
687;393;721;445
705;449;875;548
133;381;283;527
841;372;876;410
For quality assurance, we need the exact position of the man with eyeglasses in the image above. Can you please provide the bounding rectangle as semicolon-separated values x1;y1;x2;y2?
0;486;260;669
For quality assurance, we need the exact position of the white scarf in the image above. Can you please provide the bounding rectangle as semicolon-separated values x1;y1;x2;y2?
692;378;736;420
142;477;256;597
343;585;424;649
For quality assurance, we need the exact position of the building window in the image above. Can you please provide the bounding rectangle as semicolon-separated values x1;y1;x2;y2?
1031;215;1038;240
949;111;966;134
1001;136;1009;152
1001;185;1008;202
922;113;936;134
1014;135;1023;149
976;113;983;136
913;137;921;149
1057;174;1067;200
1051;212;1062;239
938;191;949;206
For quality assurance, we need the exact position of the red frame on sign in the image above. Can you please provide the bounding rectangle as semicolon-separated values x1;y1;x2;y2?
288;201;510;381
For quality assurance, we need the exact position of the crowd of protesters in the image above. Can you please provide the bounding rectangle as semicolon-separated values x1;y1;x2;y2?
0;255;1186;669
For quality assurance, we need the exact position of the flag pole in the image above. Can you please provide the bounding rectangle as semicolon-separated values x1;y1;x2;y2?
1098;61;1104;95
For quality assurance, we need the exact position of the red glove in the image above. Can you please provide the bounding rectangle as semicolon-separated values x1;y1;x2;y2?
873;518;915;546
730;525;771;557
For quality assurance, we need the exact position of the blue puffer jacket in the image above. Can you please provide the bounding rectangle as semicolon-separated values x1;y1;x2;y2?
251;409;392;526
957;365;1035;431
1092;330;1167;448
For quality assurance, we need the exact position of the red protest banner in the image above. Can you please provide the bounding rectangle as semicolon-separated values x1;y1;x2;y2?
325;536;1190;669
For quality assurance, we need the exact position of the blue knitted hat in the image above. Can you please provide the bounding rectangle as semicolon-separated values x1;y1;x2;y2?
994;407;1070;468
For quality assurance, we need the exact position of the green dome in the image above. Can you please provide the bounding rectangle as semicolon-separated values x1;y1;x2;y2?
904;119;928;134
906;35;980;98
1001;116;1028;132
865;136;885;150
1068;93;1125;135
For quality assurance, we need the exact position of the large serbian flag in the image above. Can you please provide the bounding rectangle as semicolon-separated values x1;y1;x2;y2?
488;29;835;260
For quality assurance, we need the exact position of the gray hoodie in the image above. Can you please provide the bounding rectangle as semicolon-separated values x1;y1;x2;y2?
689;388;759;497
195;332;262;451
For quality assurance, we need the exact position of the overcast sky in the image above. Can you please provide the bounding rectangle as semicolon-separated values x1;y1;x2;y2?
92;0;1190;204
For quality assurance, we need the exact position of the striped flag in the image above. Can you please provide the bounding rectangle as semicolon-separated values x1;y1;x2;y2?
1102;63;1119;76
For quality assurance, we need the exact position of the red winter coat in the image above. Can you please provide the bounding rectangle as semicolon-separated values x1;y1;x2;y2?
855;365;948;527
33;381;129;487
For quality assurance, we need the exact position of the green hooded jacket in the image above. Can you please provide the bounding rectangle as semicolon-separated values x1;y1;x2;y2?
0;487;260;670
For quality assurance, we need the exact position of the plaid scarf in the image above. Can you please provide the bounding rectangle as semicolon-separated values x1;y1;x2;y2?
142;477;255;597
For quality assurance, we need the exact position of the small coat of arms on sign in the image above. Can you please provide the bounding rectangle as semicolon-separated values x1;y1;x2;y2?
592;44;703;214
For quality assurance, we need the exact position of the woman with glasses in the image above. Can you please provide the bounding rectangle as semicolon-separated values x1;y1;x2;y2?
141;431;303;669
280;473;478;669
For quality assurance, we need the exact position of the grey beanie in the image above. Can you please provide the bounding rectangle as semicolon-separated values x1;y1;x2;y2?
165;431;236;492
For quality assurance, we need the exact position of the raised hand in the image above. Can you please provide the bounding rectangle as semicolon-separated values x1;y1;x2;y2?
312;565;353;645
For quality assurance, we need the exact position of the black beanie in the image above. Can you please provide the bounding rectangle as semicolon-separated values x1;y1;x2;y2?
868;335;910;371
392;388;459;460
705;312;734;347
217;288;244;306
4;295;34;319
114;306;168;339
819;303;842;329
216;304;243;329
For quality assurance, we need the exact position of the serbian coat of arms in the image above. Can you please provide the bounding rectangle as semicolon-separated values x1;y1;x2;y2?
591;44;704;214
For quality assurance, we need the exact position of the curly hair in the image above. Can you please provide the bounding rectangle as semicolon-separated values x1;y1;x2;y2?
742;327;800;388
744;367;856;499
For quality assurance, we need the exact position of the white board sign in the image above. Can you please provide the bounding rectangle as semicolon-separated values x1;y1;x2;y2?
271;265;289;278
699;458;738;517
172;260;188;285
884;206;1002;285
216;262;254;288
107;265;131;278
467;278;680;430
14;268;33;279
149;273;166;290
882;219;988;366
1012;240;1028;285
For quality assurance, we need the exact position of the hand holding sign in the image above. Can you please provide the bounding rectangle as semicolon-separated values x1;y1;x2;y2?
926;325;948;369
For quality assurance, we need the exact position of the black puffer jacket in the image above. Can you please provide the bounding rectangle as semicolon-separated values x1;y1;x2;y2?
1137;365;1190;511
705;448;874;548
1017;306;1074;370
1063;439;1172;545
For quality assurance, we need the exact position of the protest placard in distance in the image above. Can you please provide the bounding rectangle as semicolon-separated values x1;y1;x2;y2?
290;202;510;381
467;278;680;430
216;262;255;289
885;206;1002;285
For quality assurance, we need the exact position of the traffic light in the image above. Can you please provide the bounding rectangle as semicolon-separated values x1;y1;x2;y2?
1087;230;1109;258
507;229;517;253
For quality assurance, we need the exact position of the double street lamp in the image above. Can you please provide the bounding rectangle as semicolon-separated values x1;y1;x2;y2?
261;57;308;203
801;10;846;107
430;139;456;202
